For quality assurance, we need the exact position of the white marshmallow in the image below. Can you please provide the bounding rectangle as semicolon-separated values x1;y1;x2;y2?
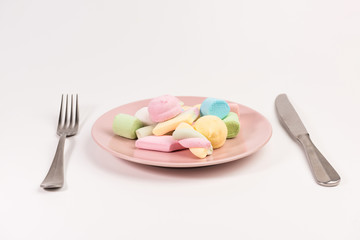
134;107;156;126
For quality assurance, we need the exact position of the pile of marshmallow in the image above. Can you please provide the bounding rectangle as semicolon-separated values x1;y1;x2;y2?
112;95;241;158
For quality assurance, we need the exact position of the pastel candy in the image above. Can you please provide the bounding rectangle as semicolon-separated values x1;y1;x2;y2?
136;125;155;138
223;112;240;138
178;138;211;148
193;104;201;110
113;114;143;139
135;136;185;152
182;106;192;111
228;102;241;119
183;104;201;111
148;95;182;122
194;115;228;149
172;127;205;139
176;122;194;130
134;107;156;126
189;148;208;158
172;126;213;158
152;107;199;136
200;97;230;119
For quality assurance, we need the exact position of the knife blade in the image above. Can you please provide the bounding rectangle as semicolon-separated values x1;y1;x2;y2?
275;94;341;187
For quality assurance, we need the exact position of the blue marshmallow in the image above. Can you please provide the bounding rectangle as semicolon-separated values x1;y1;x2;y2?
200;97;230;119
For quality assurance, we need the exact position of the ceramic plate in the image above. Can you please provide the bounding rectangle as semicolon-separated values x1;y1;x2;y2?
91;96;272;168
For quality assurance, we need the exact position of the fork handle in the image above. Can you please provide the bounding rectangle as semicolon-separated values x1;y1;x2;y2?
40;134;66;189
297;134;340;187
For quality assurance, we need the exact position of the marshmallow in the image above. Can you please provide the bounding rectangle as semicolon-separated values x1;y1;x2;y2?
183;104;201;111
148;95;182;122
178;138;211;148
182;106;192;111
113;114;144;139
189;148;208;158
228;102;241;119
135;135;185;152
200;97;230;119
172;124;213;158
152;107;199;136
223;112;240;138
176;122;194;130
194;115;228;149
193;104;201;110
134;107;156;126
136;125;155;139
172;127;205;139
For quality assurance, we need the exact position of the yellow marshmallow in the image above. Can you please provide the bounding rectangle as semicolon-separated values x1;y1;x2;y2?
181;105;201;111
194;115;228;149
189;148;208;158
153;107;199;136
182;106;192;111
176;122;194;130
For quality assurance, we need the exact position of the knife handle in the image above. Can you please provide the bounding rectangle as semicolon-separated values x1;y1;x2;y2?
297;134;340;187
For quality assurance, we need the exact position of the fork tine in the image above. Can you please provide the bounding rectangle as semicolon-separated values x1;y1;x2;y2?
69;94;74;126
75;94;79;128
64;94;69;127
58;94;64;129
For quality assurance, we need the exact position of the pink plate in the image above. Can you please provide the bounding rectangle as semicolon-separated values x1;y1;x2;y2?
91;96;272;168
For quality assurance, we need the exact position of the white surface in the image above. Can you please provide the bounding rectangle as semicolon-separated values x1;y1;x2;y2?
1;0;360;239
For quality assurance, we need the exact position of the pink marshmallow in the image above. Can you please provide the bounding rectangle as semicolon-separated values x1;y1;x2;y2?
228;102;241;119
135;135;186;152
148;95;182;122
178;138;211;148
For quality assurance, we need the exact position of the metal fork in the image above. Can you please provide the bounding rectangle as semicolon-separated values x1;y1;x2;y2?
40;94;79;189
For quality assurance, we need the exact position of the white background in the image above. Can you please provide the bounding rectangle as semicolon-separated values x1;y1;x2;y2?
1;0;360;239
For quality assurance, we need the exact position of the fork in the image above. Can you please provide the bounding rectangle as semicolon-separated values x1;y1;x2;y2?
40;94;79;189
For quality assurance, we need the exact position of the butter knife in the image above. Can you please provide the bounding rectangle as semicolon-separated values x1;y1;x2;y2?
275;94;340;187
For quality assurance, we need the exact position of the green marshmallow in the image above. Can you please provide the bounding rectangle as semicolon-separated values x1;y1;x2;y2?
136;125;155;139
113;113;143;139
223;112;240;139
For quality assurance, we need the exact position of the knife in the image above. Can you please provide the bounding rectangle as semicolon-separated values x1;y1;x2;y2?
275;94;340;187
